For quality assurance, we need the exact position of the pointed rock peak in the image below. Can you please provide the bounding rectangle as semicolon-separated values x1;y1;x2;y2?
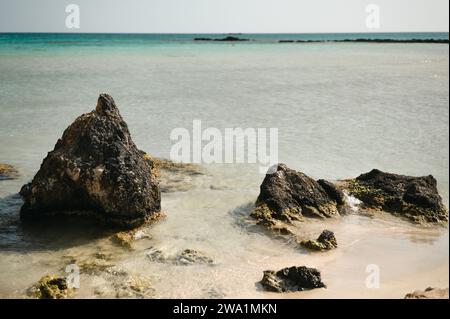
95;93;119;116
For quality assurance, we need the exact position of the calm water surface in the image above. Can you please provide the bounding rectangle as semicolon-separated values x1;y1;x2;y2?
0;33;448;298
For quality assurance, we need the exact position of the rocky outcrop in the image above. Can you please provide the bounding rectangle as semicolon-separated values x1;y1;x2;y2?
19;94;161;228
251;164;344;227
343;169;448;224
28;275;72;299
0;163;19;180
405;287;449;299
260;266;326;292
300;230;337;251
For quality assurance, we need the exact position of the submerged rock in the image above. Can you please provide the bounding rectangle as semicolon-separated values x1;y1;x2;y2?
146;247;214;266
111;220;158;249
28;275;72;299
176;249;214;265
300;230;337;251
343;169;448;224
260;266;326;292
405;287;449;299
0;163;19;180
251;164;344;227
144;154;205;193
19;94;161;228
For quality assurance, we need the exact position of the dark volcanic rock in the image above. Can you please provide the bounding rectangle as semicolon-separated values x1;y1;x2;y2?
301;230;338;251
251;164;343;225
260;266;326;292
317;179;346;205
194;36;249;42
19;94;161;228
344;169;448;224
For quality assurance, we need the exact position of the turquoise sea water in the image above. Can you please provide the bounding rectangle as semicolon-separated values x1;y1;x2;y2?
0;33;448;298
0;32;448;47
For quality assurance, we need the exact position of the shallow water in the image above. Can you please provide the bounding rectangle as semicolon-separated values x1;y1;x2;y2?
0;36;448;298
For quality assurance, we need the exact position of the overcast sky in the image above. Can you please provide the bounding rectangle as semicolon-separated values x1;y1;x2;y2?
0;0;448;33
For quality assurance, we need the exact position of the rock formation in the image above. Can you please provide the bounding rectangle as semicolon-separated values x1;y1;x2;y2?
300;230;338;251
260;266;326;292
251;164;345;227
343;169;448;224
19;94;161;228
28;275;72;299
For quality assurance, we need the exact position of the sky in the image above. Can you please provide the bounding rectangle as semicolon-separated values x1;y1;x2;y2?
0;0;448;33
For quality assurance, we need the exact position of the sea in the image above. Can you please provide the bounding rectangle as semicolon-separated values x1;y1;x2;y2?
0;32;448;298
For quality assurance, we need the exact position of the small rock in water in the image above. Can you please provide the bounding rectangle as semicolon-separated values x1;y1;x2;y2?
111;228;152;249
300;230;338;251
145;247;170;263
405;287;449;299
176;249;214;265
0;163;19;180
28;275;72;299
260;266;326;292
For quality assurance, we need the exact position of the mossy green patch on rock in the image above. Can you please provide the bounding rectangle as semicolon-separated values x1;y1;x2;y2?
29;275;72;299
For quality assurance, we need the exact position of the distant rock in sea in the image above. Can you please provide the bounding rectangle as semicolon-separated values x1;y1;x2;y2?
19;94;161;228
194;36;249;42
341;169;448;224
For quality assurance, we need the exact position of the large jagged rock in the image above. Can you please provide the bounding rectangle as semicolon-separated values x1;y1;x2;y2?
260;266;326;292
343;169;448;224
19;94;161;228
251;164;344;226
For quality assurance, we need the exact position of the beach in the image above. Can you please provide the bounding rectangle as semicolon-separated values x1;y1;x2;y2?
0;33;448;298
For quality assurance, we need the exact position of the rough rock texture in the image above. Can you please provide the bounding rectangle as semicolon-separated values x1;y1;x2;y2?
301;230;338;251
19;94;161;228
28;275;71;299
260;266;326;292
251;164;344;227
405;287;449;299
344;169;448;224
0;163;19;180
